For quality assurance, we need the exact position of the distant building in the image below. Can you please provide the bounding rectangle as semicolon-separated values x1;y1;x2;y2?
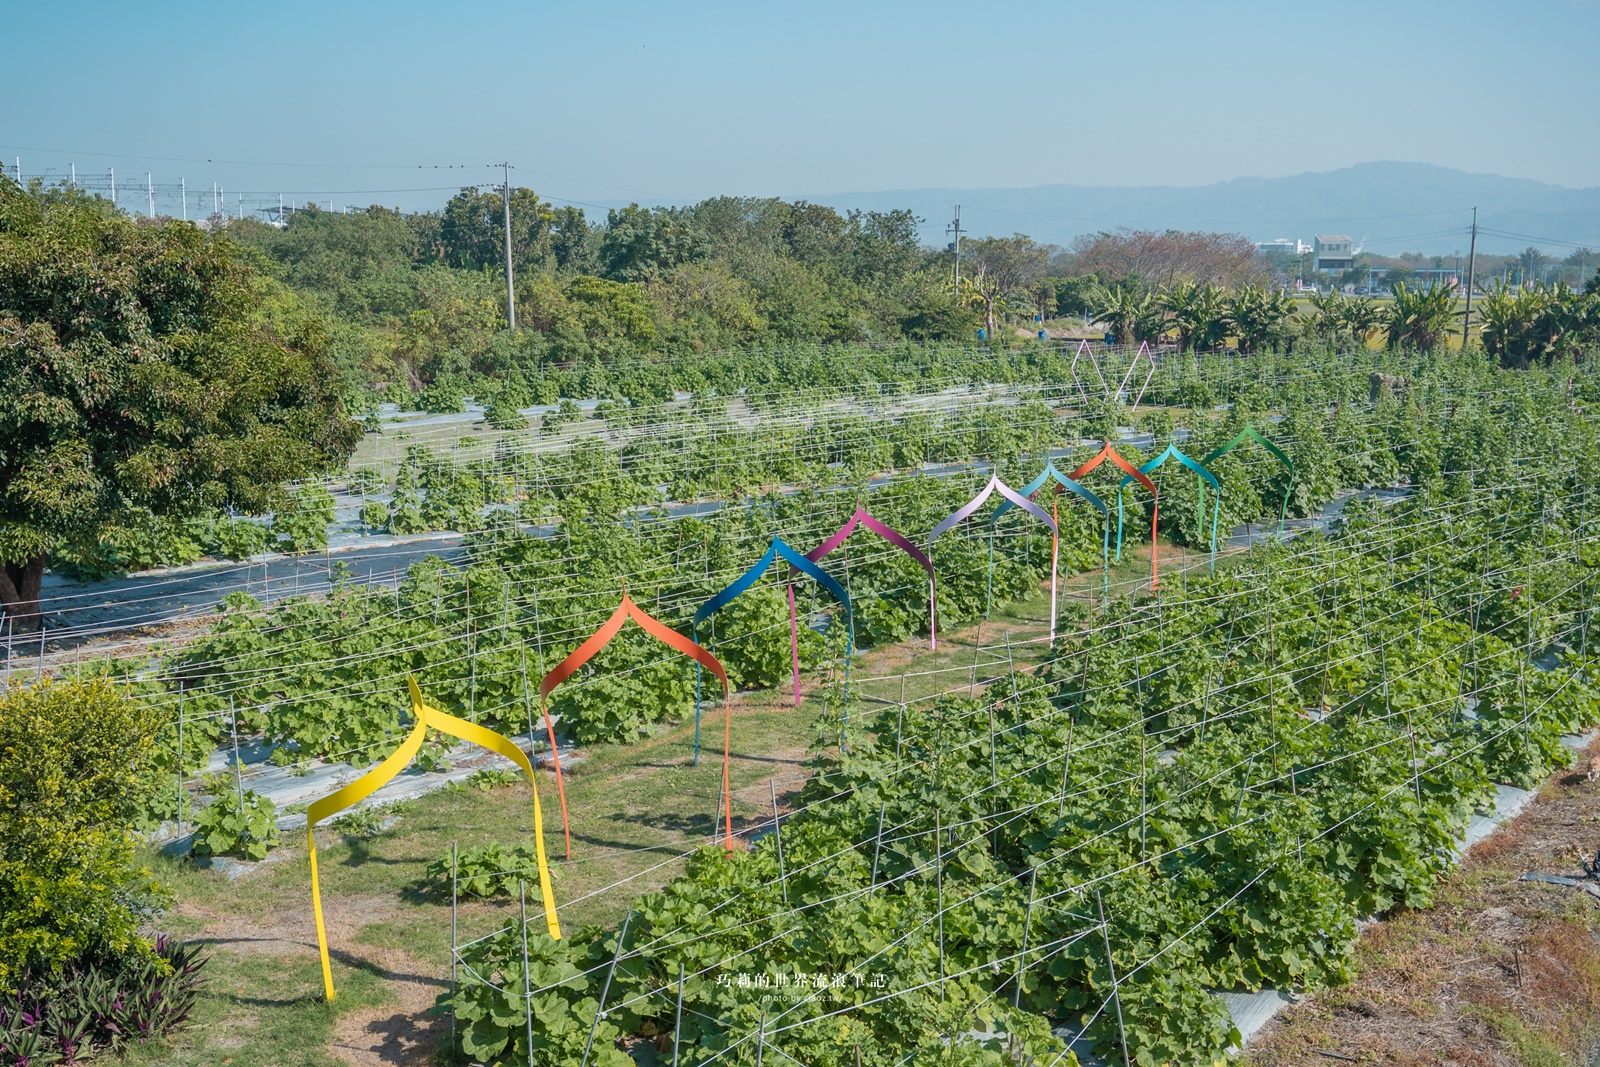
1313;235;1354;272
1257;238;1311;255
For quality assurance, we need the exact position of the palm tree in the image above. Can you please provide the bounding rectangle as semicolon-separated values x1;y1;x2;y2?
1160;282;1230;351
1093;285;1162;344
1385;282;1457;351
1230;284;1296;355
1477;279;1596;369
1341;298;1383;348
1304;290;1344;343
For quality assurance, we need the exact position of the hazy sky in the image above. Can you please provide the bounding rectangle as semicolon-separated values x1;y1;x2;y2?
6;0;1597;216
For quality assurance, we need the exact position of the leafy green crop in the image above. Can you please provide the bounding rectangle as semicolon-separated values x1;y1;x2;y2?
191;789;279;861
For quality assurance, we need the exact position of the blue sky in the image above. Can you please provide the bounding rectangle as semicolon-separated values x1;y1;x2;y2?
5;0;1597;217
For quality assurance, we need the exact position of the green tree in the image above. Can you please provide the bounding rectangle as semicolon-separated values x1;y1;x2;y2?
0;678;164;981
440;185;562;276
1161;281;1231;350
1229;284;1297;354
597;204;706;281
963;234;1049;337
1092;284;1162;345
0;178;362;627
1385;281;1457;351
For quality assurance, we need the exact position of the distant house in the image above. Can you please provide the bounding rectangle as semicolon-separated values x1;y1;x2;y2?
1257;238;1311;255
1313;235;1354;272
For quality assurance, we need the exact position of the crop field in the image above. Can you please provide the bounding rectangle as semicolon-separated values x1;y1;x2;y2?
9;341;1600;1067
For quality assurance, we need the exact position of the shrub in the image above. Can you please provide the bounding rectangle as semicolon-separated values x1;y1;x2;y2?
331;801;410;840
0;935;207;1063
426;842;545;898
0;679;165;984
273;484;336;553
484;398;529;430
210;515;272;560
191;789;280;861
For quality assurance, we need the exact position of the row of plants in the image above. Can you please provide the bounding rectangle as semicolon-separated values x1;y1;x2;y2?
40;343;1490;580
442;420;1600;1066
118;353;1554;832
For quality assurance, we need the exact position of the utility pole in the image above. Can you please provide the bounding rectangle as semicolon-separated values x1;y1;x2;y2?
181;177;187;221
501;162;517;329
946;205;964;299
279;193;284;225
13;157;19;184
110;167;116;207
146;173;154;218
70;163;75;187
1461;207;1478;344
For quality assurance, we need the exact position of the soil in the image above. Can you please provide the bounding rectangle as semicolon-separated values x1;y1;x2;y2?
1244;738;1600;1066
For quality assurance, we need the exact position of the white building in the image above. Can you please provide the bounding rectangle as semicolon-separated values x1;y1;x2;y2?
1257;238;1311;255
1313;235;1355;272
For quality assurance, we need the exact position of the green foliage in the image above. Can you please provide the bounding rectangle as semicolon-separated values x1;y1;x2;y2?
485;397;531;430
0;679;166;983
419;377;466;414
1476;278;1600;369
1386;281;1458;351
191;789;279;861
427;841;547;898
274;484;336;553
465;767;522;791
0;935;208;1062
0;177;361;623
331;801;410;839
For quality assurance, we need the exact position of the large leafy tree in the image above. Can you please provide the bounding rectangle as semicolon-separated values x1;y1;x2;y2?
963;234;1049;337
0;180;362;628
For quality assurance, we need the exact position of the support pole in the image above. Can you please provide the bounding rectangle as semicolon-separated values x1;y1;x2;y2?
1096;889;1131;1067
501;162;516;329
580;912;631;1067
770;778;788;905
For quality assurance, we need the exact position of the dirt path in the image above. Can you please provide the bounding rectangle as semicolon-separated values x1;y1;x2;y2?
1244;738;1600;1066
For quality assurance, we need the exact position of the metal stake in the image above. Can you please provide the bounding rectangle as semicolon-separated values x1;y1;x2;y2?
580;911;631;1067
770;778;788;904
1013;865;1037;1009
672;961;685;1067
1096;889;1130;1067
519;880;535;1064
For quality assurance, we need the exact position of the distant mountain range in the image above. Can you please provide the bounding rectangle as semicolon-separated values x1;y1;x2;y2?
804;163;1600;258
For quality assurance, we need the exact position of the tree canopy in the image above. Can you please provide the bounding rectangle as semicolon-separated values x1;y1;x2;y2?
0;179;361;626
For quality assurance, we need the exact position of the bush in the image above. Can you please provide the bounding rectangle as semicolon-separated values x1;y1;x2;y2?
0;679;166;984
191;789;280;861
484;398;529;430
210;515;272;560
273;484;336;553
426;841;545;898
0;935;207;1063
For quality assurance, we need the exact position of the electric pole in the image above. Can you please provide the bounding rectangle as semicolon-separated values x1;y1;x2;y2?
1461;207;1477;344
70;163;75;187
501;162;517;329
946;205;964;299
146;173;154;218
181;177;187;221
110;167;116;207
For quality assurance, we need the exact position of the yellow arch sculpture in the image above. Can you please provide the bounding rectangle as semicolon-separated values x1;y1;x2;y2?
306;675;561;1001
